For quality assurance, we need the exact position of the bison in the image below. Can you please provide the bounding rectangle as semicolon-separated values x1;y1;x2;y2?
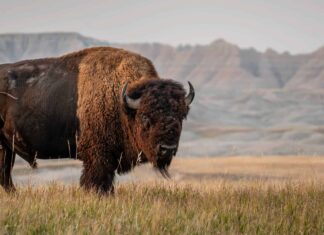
0;47;194;194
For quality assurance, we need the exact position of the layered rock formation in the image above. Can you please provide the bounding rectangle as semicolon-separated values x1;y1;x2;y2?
1;32;323;156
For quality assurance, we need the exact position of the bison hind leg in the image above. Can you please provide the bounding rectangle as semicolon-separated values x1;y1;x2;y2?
0;144;16;192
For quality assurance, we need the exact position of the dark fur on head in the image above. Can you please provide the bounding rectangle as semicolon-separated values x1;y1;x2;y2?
122;78;190;175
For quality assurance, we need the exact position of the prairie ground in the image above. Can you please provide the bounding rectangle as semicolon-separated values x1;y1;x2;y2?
1;156;324;234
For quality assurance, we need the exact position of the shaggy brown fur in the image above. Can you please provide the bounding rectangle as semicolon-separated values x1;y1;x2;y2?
0;47;194;193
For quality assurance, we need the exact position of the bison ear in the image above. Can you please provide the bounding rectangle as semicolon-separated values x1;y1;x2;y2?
121;82;141;110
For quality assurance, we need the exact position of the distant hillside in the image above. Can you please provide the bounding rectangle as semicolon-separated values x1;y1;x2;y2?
0;32;323;156
1;33;323;91
118;41;315;91
0;32;109;63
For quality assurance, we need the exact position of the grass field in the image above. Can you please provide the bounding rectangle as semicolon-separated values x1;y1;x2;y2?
1;157;324;234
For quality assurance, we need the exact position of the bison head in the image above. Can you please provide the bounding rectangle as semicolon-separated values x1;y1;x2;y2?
121;79;194;177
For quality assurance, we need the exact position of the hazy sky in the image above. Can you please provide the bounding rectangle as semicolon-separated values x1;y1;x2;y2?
0;0;323;53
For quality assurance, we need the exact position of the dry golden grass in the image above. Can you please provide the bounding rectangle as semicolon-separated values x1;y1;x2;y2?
131;156;324;185
1;156;324;234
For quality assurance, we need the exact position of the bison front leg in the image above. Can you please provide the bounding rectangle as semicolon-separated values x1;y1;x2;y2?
0;144;16;192
80;159;115;195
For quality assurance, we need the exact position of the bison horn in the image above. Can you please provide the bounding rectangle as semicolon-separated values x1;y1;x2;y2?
122;82;141;109
185;81;195;106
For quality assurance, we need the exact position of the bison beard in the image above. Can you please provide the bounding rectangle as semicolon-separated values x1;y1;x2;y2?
0;47;194;194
